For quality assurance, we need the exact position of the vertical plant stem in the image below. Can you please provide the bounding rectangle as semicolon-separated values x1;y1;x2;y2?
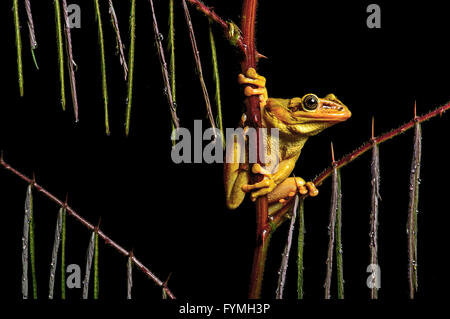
297;197;305;299
94;231;99;299
324;164;339;299
28;185;38;299
61;206;67;299
125;0;136;136
54;0;66;111
149;0;180;131
108;0;128;80
407;118;421;299
208;21;225;148
335;169;344;299
276;195;299;299
61;0;79;121
24;0;38;69
249;231;271;299
94;0;110;135
22;185;32;299
13;0;24;96
49;207;63;299
82;232;95;299
239;0;268;299
181;0;216;134
168;0;176;146
127;255;133;299
369;139;381;299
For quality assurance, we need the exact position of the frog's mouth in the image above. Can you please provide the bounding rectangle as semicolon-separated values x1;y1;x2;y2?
290;99;351;123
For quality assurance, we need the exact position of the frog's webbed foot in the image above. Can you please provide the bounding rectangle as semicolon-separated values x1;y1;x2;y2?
238;68;268;108
267;177;319;205
241;163;276;201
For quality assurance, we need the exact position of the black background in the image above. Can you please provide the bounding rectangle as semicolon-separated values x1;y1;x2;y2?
1;0;449;314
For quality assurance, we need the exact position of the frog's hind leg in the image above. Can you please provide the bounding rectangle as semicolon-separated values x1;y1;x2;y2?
267;177;319;214
224;123;251;210
268;177;319;216
225;165;250;210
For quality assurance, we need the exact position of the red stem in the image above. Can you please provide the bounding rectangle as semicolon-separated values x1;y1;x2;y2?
0;157;176;299
238;0;270;299
186;0;247;55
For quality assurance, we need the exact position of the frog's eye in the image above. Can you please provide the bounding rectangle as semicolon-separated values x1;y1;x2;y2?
302;94;319;112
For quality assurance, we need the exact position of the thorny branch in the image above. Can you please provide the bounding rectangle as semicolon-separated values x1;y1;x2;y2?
182;0;216;133
186;0;247;55
275;101;450;220
149;0;180;129
108;0;128;80
61;0;79;122
0;156;176;299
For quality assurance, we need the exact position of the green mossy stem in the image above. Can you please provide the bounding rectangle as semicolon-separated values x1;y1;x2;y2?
13;0;24;96
94;0;110;135
125;0;136;136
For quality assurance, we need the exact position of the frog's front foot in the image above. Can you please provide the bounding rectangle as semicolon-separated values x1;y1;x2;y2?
241;163;276;201
238;68;268;108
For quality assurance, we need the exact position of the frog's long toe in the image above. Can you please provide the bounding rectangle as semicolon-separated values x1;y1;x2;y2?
244;86;266;98
242;177;276;201
237;67;266;87
238;68;268;108
306;181;319;197
293;177;307;195
242;177;273;192
251;163;272;176
294;177;318;196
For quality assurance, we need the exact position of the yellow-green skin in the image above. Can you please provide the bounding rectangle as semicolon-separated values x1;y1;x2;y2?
224;68;351;214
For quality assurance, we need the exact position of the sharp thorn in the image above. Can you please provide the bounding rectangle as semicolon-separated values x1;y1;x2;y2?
371;117;375;140
163;272;173;287
330;142;335;164
256;51;268;60
414;101;417;120
95;216;102;232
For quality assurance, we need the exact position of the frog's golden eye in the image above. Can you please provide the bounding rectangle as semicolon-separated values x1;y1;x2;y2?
302;94;319;112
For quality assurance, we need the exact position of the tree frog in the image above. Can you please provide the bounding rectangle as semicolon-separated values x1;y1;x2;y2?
224;68;351;214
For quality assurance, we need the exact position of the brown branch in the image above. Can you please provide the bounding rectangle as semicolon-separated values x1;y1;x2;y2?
272;101;450;220
237;0;270;300
275;195;299;299
0;156;176;299
149;0;180;129
108;0;128;80
185;0;247;55
24;0;37;50
314;101;450;187
324;159;339;299
181;0;216;133
369;136;380;299
61;0;79;122
407;117;421;299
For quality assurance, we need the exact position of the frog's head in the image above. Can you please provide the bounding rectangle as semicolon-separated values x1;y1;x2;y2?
263;93;351;137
